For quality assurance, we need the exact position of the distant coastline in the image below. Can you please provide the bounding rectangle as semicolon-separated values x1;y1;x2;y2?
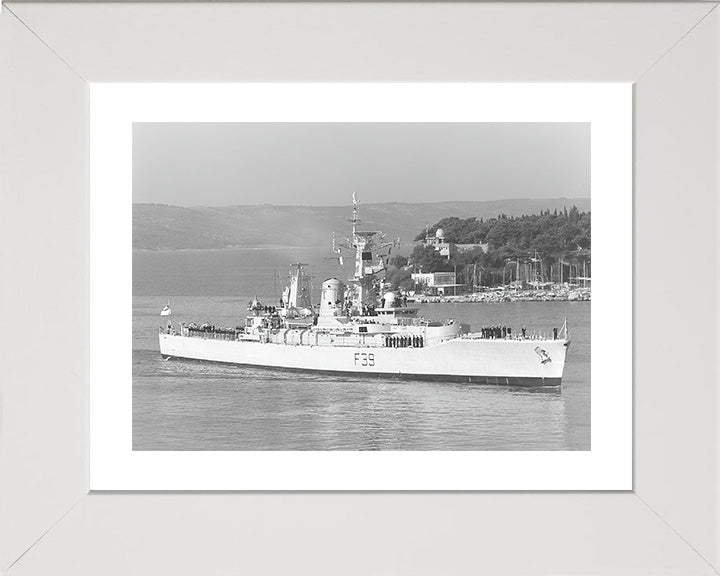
133;197;591;252
132;244;320;253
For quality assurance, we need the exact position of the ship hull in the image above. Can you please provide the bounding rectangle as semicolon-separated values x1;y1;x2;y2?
159;333;568;386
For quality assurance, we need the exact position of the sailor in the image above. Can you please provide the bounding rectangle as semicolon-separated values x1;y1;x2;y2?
521;325;527;338
553;327;558;340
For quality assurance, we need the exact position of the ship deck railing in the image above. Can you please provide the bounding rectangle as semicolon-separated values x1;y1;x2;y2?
173;328;240;342
463;332;566;342
280;332;426;349
165;326;564;344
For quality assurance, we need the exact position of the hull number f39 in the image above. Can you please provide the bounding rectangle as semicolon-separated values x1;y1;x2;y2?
354;352;375;367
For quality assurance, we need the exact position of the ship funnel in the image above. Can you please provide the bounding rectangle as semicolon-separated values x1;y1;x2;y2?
382;292;396;309
320;278;344;316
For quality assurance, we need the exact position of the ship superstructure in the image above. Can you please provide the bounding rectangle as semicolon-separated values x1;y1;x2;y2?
159;196;569;386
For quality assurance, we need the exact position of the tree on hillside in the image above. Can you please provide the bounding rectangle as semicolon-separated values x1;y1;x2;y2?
409;244;454;273
409;207;591;287
388;255;408;268
384;265;414;291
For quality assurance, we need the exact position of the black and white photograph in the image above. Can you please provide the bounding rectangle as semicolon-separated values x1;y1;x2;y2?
132;121;591;451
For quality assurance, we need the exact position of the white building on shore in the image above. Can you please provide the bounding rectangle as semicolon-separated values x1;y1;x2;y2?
411;271;464;295
423;228;488;259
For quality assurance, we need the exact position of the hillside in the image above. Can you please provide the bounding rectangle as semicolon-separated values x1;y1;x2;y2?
133;198;591;251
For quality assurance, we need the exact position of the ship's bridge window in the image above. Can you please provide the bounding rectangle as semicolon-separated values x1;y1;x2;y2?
362;251;372;261
359;326;368;333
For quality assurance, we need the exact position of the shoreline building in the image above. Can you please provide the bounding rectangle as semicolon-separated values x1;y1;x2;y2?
423;227;489;259
411;271;464;296
424;228;453;258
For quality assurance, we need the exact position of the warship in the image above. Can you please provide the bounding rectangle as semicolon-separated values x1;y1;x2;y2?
159;197;570;386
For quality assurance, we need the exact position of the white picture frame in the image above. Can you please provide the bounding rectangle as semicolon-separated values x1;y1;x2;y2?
1;2;718;574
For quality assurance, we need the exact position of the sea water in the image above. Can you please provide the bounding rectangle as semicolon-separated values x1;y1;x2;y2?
133;248;590;451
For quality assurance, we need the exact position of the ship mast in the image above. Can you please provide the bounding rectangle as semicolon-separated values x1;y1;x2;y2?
351;195;395;278
285;263;312;309
350;192;366;280
333;194;397;314
352;192;358;237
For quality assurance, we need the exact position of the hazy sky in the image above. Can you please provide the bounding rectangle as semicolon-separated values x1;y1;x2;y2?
133;123;589;206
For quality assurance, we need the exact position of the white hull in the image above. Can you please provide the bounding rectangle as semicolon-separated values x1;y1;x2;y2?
159;333;569;386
